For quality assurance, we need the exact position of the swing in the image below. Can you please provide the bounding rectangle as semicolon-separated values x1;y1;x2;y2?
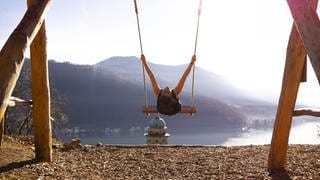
133;0;202;116
142;105;197;116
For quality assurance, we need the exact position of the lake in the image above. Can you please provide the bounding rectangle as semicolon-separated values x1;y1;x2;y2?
62;121;320;146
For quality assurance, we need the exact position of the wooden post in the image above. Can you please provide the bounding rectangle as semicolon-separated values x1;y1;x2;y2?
268;24;306;172
268;0;318;172
28;0;52;162
0;0;52;145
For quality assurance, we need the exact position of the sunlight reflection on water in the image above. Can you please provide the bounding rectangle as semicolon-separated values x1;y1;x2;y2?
223;121;320;146
65;122;320;146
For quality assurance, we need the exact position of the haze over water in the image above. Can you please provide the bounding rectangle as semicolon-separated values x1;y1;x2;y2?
65;121;320;146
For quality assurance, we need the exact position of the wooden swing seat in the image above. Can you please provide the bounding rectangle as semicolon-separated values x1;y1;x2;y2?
142;105;197;115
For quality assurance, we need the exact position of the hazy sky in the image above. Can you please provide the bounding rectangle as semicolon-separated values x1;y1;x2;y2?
1;0;320;106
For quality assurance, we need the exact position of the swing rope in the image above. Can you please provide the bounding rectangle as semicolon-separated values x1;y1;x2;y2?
134;0;144;55
194;0;202;56
133;0;148;108
133;0;202;114
192;0;203;107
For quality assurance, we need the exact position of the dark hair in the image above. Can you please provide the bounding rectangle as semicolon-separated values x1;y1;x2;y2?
157;90;181;116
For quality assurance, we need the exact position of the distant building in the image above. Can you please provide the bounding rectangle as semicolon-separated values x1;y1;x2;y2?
144;116;170;145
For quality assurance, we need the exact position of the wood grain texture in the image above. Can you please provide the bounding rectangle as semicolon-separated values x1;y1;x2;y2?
268;24;307;172
0;0;51;148
28;0;52;162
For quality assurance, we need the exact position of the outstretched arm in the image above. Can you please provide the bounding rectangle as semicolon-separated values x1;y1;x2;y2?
140;54;161;95
173;55;196;96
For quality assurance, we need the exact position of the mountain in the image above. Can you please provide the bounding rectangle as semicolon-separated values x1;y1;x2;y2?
18;56;274;134
96;56;277;115
9;57;277;135
96;56;246;102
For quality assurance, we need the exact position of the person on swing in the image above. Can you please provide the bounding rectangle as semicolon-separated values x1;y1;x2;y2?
140;54;196;116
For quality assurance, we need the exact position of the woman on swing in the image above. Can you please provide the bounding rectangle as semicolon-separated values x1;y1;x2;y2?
140;54;196;116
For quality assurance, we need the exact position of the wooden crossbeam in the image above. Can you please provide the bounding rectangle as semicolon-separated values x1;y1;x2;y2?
293;108;320;117
7;96;32;107
142;105;197;115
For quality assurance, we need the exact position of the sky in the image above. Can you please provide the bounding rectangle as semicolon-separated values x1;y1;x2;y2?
1;0;320;106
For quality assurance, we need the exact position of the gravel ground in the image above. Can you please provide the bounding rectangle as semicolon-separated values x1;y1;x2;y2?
0;136;319;179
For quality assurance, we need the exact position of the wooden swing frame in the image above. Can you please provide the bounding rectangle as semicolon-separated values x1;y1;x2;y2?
0;0;52;161
2;0;318;172
268;0;320;173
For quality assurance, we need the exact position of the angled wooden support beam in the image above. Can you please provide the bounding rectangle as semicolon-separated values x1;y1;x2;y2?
268;0;318;173
28;0;52;162
0;0;51;146
287;0;320;83
268;24;306;172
